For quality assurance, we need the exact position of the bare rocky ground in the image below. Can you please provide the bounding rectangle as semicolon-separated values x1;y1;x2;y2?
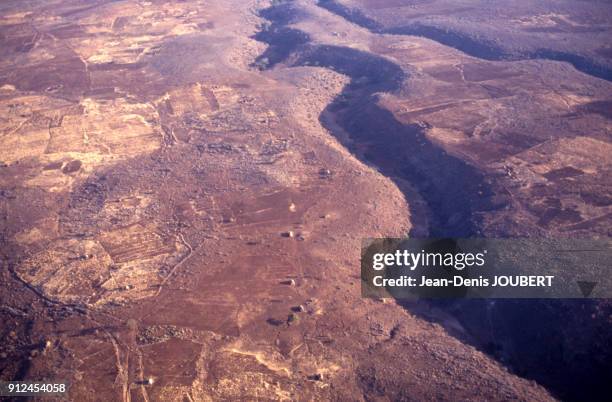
310;0;612;238
0;0;609;401
320;0;612;80
263;1;611;401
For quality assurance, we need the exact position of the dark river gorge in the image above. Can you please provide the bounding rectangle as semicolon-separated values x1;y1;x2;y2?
253;2;611;400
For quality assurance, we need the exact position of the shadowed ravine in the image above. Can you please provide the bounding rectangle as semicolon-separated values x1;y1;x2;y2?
318;0;612;82
253;2;611;401
255;3;501;238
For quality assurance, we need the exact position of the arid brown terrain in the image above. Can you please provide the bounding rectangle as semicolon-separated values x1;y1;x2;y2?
0;0;610;401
